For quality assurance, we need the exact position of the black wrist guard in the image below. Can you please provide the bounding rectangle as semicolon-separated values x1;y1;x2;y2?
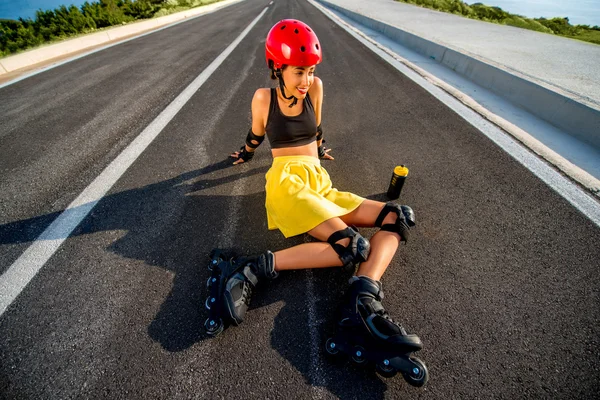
318;139;328;158
238;145;254;162
318;145;326;158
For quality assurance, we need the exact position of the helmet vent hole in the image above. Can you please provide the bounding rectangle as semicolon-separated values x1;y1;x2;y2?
281;25;286;30
300;46;306;52
315;44;320;50
294;28;299;34
307;27;312;32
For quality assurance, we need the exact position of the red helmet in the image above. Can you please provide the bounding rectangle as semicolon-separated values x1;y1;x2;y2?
265;19;322;69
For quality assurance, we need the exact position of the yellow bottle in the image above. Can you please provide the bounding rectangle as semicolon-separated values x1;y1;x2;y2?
387;165;409;200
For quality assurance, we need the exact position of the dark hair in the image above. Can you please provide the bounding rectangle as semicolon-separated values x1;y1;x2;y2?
269;64;287;80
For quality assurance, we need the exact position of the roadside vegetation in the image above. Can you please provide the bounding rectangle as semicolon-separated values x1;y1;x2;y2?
0;0;222;57
395;0;600;45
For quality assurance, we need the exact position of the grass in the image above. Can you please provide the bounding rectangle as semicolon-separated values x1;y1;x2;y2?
0;0;228;58
395;0;600;45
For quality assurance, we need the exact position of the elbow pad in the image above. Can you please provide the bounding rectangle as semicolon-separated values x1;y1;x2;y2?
245;129;265;149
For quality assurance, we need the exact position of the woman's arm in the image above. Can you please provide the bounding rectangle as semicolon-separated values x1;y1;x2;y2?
311;76;323;127
231;88;269;165
309;77;333;160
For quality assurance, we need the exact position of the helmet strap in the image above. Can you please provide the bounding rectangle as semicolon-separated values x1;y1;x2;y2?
275;69;298;108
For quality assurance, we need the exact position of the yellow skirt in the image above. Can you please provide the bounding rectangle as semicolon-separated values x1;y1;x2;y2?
265;155;365;238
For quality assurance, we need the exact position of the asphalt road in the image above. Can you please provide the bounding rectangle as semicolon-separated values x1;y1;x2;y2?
1;0;599;398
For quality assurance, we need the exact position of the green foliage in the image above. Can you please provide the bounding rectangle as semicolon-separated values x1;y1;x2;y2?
567;29;600;44
122;0;159;19
0;19;43;56
0;0;214;57
394;0;599;45
536;17;577;35
504;16;552;33
470;3;509;21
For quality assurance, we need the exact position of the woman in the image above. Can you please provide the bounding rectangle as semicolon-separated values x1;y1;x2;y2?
208;19;427;383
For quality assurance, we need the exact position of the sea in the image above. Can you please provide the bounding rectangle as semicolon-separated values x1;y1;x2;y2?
0;0;599;26
0;0;89;21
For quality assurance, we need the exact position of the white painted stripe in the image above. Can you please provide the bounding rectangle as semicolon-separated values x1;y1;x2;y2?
0;7;269;317
304;269;328;399
0;0;246;89
309;0;600;228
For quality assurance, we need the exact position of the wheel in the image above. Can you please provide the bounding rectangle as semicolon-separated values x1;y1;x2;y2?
376;360;398;378
325;338;340;356
401;357;429;387
207;258;219;272
351;346;366;364
208;249;225;271
206;276;216;290
204;317;224;337
205;296;216;310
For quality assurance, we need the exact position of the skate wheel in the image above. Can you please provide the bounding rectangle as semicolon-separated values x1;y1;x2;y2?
351;346;366;364
204;317;224;337
208;249;226;271
402;357;429;387
206;276;216;290
325;338;340;356
376;360;397;378
205;296;217;310
207;258;219;272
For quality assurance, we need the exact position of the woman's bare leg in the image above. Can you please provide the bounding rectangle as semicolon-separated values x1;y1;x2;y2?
273;217;348;270
272;200;401;281
341;200;401;281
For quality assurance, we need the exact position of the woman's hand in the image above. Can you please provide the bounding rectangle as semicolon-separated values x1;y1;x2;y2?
230;145;254;165
230;150;244;165
318;143;334;160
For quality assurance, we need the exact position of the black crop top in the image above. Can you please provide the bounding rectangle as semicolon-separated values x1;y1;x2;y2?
265;88;318;149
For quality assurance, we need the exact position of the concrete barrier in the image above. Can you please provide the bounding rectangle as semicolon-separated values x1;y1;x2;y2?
317;0;600;151
0;0;245;75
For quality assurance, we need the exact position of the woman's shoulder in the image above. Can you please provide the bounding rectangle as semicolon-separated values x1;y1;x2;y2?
252;88;272;109
309;76;323;99
313;76;323;88
253;88;272;101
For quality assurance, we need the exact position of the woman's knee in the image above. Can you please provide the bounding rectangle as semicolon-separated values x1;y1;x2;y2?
308;218;371;271
308;217;349;242
374;202;416;242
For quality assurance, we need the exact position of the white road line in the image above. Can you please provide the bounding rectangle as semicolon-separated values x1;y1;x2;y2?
0;7;269;317
305;269;328;399
309;0;600;228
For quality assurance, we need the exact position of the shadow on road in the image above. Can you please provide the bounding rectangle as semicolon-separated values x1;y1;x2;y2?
0;157;395;398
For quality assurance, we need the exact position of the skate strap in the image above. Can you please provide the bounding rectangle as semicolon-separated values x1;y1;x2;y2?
375;203;401;228
371;300;385;314
240;265;259;286
374;202;412;242
327;227;355;254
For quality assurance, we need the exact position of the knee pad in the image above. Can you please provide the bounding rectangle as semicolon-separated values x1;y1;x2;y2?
327;227;371;272
375;202;416;243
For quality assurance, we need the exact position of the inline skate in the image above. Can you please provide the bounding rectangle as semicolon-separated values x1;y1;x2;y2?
325;276;428;386
204;249;277;337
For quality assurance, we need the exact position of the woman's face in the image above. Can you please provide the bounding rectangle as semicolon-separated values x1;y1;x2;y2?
282;65;316;98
